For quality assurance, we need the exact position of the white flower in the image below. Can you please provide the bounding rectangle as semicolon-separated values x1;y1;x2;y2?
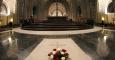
61;51;64;54
50;55;54;59
61;57;65;60
52;51;56;54
57;48;61;51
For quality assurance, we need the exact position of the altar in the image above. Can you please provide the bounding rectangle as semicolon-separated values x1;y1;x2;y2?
47;16;69;23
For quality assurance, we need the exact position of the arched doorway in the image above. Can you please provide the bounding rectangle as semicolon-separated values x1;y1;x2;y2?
48;2;66;16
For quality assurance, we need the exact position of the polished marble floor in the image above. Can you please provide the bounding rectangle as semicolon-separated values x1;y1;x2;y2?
0;29;115;60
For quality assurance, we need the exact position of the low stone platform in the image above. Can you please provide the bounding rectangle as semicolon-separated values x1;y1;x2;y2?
13;26;101;36
22;23;93;31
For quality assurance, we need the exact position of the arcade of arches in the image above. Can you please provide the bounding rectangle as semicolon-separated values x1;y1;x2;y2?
0;0;114;26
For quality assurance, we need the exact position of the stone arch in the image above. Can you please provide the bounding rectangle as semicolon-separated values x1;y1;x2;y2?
0;3;7;15
107;1;115;13
48;2;66;16
1;0;10;16
44;0;70;17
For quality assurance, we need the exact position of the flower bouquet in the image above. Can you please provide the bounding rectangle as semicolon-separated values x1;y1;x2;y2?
48;48;69;60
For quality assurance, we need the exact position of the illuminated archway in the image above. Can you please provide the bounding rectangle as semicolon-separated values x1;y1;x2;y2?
0;1;10;16
0;4;7;15
98;0;112;14
48;2;66;16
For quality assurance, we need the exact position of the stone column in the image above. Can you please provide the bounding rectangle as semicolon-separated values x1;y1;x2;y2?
68;0;74;20
71;0;77;21
81;0;89;18
25;0;33;17
89;0;97;19
16;0;26;24
113;0;115;12
0;0;3;13
81;0;97;19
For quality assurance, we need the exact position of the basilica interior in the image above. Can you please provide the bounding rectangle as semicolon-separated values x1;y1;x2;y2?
0;0;115;60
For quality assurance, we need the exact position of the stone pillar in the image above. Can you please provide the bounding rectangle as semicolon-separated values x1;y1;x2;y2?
39;0;45;20
70;0;77;21
81;0;97;19
33;0;42;20
25;0;33;17
81;0;88;18
0;0;3;13
16;0;26;24
113;0;115;12
68;0;75;20
89;0;97;19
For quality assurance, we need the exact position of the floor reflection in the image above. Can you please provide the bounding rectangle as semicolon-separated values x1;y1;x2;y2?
0;31;43;60
96;30;111;57
72;30;115;60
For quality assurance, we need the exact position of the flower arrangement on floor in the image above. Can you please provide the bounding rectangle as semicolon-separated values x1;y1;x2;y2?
48;48;69;60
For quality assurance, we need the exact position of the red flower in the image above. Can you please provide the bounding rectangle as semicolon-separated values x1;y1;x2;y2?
53;49;57;51
62;49;66;52
48;52;52;56
48;54;51;56
56;57;60;60
48;48;69;59
65;53;69;57
55;54;59;60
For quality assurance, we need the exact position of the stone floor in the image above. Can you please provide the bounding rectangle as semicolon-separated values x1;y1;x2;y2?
25;38;92;60
0;29;115;60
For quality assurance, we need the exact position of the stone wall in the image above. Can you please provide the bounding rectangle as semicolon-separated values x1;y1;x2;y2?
16;0;97;23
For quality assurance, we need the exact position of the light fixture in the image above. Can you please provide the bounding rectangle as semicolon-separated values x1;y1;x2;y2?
10;18;13;22
102;16;105;21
